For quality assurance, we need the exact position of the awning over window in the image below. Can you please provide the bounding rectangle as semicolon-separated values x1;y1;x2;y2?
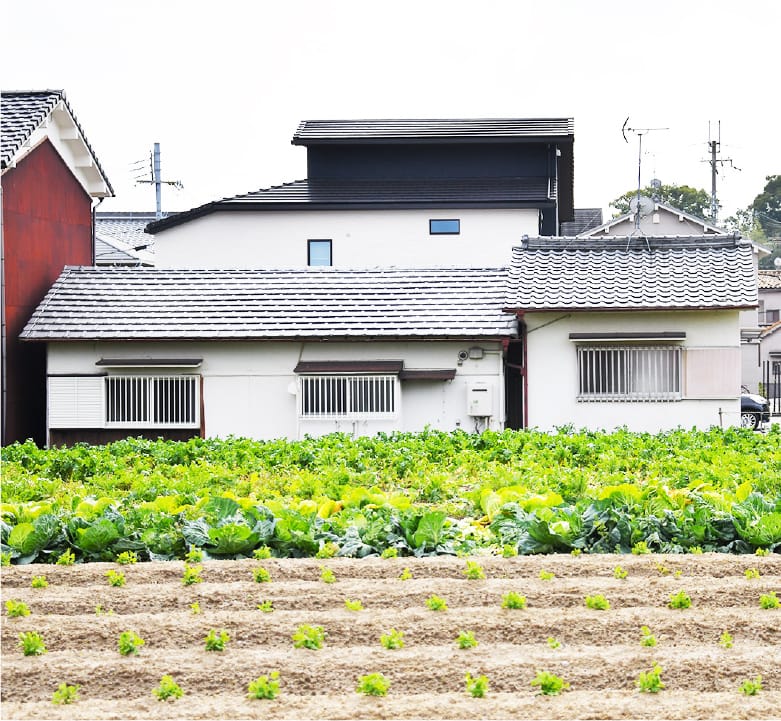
294;360;404;374
568;332;685;342
96;358;203;367
399;369;457;381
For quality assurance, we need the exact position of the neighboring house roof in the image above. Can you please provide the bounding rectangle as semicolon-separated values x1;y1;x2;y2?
1;89;112;197
94;235;154;266
760;318;781;339
292;118;574;144
504;235;756;312
578;201;726;237
146;178;555;234
560;208;604;236
758;270;781;289
95;212;162;249
20;267;516;341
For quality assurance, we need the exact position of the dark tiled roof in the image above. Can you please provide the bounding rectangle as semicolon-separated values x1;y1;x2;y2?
505;236;756;311
95;212;162;249
146;178;554;233
1;90;112;194
560;208;604;236
21;267;515;341
758;270;781;289
292;118;574;144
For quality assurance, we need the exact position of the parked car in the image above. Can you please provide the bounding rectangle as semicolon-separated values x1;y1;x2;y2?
740;387;770;430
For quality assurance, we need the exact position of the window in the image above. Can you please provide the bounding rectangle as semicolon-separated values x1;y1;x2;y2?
429;219;460;235
577;346;681;401
105;375;199;426
299;375;397;418
308;239;332;266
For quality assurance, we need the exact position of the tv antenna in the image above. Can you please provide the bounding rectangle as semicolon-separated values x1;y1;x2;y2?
702;121;741;224
135;142;183;219
622;118;669;230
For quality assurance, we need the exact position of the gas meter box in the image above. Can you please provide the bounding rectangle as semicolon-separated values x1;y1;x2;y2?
467;382;493;416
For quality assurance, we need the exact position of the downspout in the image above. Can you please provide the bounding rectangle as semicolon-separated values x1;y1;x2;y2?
1;178;6;445
516;310;529;429
91;197;104;266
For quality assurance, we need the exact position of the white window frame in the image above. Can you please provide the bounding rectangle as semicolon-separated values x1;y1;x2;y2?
576;345;682;402
105;374;200;428
298;374;398;419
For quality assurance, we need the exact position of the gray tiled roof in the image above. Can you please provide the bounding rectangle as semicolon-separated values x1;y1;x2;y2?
21;267;516;341
146;178;554;233
94;236;153;266
505;236;756;311
293;118;574;144
95;212;161;249
758;270;781;290
559;208;604;236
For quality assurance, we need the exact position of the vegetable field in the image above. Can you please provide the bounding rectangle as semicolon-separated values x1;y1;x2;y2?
2;554;780;719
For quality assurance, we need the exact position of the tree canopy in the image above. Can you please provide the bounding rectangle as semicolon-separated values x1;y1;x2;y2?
610;183;712;220
724;175;781;269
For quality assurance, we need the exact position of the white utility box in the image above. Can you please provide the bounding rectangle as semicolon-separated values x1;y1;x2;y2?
467;382;493;416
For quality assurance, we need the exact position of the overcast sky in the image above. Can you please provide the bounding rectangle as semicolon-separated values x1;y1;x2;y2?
2;0;778;223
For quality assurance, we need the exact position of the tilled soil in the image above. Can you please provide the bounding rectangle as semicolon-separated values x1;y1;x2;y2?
1;554;780;720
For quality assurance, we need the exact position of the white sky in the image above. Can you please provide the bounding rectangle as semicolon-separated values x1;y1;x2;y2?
2;0;778;223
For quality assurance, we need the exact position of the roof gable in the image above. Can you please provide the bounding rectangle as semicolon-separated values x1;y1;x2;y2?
579;202;725;237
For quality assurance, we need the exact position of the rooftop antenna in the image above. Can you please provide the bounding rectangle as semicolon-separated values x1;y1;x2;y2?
622;118;669;233
703;121;741;224
135;143;183;219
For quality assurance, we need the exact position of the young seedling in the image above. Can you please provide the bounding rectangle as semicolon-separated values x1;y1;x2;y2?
640;626;657;647
315;542;339;559
547;637;561;649
115;551;138;565
31;575;48;588
585;594;610;610
538;569;555;581
456;630;478;649
52;683;79;705
613;565;628;579
344;598;364;611
94;604;114;616
739;675;763;696
673;569;683;579
636;663;664;693
425;595;448;611
465;673;488;698
631;541;650;554
744;568;761;579
319;566;336;584
292;624;325;650
118;630;145;656
1;551;11;566
502;544;518;557
399;567;413;581
105;569;126;587
153;675;183;701
356;673;389;696
253;546;272;560
654;562;670;576
190;601;201;615
755;547;769;557
247;671;280;700
19;631;47;656
182;564;203;586
501;591;527;610
253;566;272;583
6;600;30;618
204;628;230;651
689;546;703;554
463;560;485;580
719;630;734;648
56;549;76;565
531;670;569;695
380;628;405;650
668;591;692;609
381;547;399;559
257;600;274;612
185;548;204;563
570;548;582;557
759;591;779;609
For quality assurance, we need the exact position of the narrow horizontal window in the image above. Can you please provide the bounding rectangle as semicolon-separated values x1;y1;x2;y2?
298;374;397;419
308;239;332;266
105;375;199;427
429;219;460;235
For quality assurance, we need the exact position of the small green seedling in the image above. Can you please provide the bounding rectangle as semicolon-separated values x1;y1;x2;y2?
719;630;733;648
744;568;760;579
759;592;779;609
570;548;582;556
636;663;664;693
689;545;703;555
19;631;46;656
6;600;30;618
631;541;650;555
118;630;145;656
31;575;48;588
673;569;682;579
668;591;691;609
465;673;488;698
94;604;114;616
654;562;670;576
613;565;628;579
463;560;485;580
319;566;336;584
456;630;478;649
380;547;398;558
153;675;183;701
502;544;518;557
190;601;201;615
182;564;203;586
539;569;555;581
547;637;561;649
316;542;339;559
56;549;76;565
399;567;412;581
344;598;363;611
52;683;79;705
531;670;569;696
755;547;769;557
380;628;404;650
257;599;274;612
185;548;204;563
640;626;657;647
425;595;448;611
115;551;138;565
585;594;610;610
356;673;389;696
253;566;272;583
739;675;763;696
1;551;11;566
247;671;280;700
204;628;230;651
105;569;126;587
501;591;527;609
292;624;325;650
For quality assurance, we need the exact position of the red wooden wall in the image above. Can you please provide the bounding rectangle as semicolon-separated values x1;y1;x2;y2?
2;139;93;446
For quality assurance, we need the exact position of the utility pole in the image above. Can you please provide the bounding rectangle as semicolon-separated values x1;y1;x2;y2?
136;143;182;219
704;122;740;225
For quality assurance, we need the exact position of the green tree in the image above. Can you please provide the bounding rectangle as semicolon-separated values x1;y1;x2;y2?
610;183;712;220
725;175;780;269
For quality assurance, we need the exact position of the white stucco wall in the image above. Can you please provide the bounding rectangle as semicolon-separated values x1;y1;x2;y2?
47;340;506;440
152;209;540;268
524;310;743;433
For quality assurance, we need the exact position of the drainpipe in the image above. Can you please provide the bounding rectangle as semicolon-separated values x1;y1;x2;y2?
91;197;104;266
1;179;6;444
516;311;529;428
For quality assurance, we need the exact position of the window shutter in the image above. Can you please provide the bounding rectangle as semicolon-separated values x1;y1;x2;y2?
48;377;104;428
683;348;741;399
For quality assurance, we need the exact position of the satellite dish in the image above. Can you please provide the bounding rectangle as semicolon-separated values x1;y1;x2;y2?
629;195;655;217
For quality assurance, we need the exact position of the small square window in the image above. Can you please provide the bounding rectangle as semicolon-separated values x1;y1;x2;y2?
429;219;460;235
308;239;332;266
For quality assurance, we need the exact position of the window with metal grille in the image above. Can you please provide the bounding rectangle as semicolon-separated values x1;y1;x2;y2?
299;375;397;418
105;376;199;426
576;346;682;401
